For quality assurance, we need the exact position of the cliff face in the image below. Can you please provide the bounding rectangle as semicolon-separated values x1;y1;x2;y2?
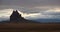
9;10;40;23
10;10;25;22
0;10;39;23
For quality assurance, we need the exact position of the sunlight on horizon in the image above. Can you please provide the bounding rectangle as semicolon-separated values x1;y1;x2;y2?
48;8;60;12
0;9;40;19
0;8;60;19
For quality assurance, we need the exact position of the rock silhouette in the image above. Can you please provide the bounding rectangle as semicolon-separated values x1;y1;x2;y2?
9;10;39;23
0;10;39;23
10;10;26;23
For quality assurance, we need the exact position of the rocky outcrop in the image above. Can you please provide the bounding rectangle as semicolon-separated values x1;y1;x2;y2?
9;10;39;23
0;10;39;23
10;10;25;22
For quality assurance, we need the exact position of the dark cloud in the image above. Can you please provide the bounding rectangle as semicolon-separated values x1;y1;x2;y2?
0;5;48;13
42;12;60;15
0;0;60;7
0;0;60;11
0;0;60;10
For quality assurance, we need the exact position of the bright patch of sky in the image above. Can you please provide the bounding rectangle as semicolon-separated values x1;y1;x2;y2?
0;7;60;20
0;0;60;21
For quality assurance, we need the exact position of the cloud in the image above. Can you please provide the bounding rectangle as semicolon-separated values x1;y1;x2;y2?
0;0;60;13
0;9;13;21
24;8;60;19
0;8;60;20
0;0;60;6
42;8;60;15
0;0;60;20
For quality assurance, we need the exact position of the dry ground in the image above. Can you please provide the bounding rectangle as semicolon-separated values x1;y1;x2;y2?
0;23;60;32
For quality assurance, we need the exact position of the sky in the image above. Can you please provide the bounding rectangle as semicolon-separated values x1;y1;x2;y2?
0;0;60;21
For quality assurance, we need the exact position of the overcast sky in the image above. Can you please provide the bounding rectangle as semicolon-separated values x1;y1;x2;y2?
0;0;60;21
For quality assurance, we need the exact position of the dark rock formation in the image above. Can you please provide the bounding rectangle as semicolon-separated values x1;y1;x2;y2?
0;10;39;23
10;10;39;23
10;10;25;22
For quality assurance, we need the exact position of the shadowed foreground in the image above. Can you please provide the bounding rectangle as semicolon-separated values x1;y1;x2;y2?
0;23;60;32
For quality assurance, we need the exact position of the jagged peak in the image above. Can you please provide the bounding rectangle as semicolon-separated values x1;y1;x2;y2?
13;10;18;12
13;10;19;14
10;10;21;17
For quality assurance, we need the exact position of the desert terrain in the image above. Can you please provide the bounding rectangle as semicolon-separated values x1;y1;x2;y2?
0;23;60;32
